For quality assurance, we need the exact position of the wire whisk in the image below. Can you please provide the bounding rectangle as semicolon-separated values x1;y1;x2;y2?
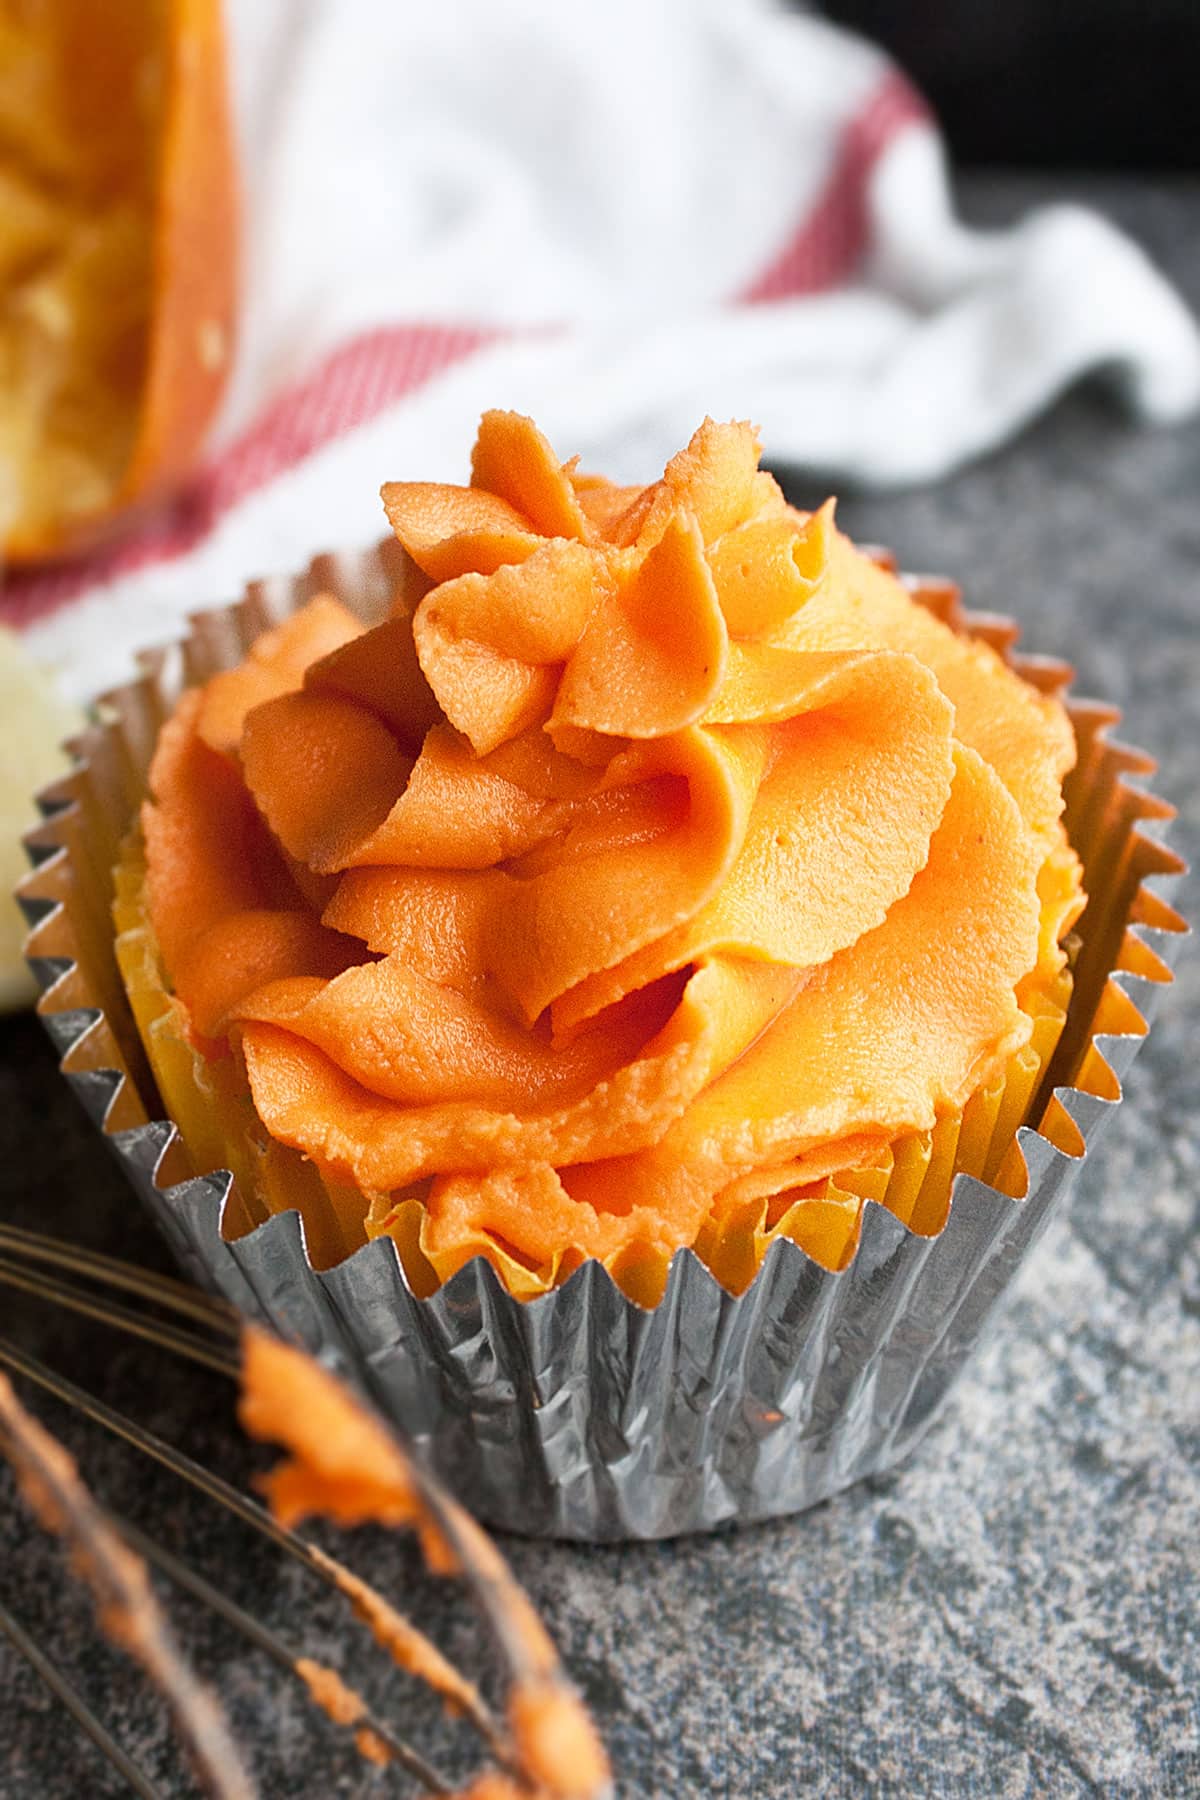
0;1222;611;1800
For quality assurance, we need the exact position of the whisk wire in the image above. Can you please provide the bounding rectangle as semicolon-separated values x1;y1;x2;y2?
0;1230;528;1793
114;1519;451;1796
0;1374;256;1800
0;1596;166;1800
0;1225;240;1333
0;1329;512;1781
0;1255;239;1378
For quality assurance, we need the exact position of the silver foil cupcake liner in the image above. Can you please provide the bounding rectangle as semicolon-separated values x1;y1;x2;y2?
18;541;1188;1541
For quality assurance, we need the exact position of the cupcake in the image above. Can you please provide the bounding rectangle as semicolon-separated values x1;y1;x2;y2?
25;412;1184;1538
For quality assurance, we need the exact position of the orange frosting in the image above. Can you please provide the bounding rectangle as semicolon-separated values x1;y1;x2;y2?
240;1330;610;1798
142;412;1082;1301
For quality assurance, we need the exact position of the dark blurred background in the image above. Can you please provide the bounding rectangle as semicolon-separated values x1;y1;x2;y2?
820;0;1200;168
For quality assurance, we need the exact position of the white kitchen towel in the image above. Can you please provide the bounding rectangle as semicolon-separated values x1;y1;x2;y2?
6;0;1199;702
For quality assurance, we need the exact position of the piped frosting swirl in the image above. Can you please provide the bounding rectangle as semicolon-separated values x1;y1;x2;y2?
142;413;1082;1299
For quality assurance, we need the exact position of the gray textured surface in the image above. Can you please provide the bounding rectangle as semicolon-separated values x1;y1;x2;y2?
2;173;1198;1798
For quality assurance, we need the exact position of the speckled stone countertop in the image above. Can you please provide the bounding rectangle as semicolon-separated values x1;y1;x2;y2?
2;174;1198;1799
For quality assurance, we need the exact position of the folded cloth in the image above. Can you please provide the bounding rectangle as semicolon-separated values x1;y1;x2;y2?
5;0;1200;703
